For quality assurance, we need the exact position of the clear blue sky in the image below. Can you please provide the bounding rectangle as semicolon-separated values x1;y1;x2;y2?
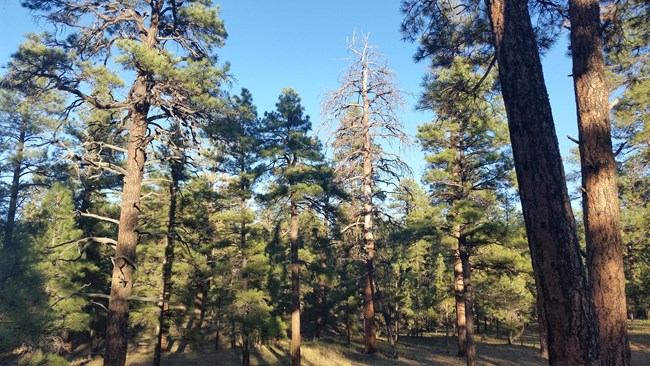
0;0;579;180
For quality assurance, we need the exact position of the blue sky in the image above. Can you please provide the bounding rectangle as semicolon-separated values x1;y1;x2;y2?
0;0;579;180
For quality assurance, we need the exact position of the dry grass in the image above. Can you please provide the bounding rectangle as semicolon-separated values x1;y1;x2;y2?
50;320;650;365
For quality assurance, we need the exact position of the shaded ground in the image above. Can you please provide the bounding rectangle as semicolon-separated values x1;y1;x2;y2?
3;321;649;365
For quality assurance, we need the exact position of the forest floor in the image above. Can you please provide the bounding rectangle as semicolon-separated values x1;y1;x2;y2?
4;321;650;365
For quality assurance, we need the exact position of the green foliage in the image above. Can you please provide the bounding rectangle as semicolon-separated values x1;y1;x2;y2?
604;0;650;318
0;248;52;352
400;0;563;67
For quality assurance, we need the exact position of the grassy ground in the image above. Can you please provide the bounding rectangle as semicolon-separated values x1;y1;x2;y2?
4;320;648;365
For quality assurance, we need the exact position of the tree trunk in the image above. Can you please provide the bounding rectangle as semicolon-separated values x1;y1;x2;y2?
104;100;149;366
290;202;301;366
569;1;631;364
534;275;549;359
395;304;400;344
361;58;378;355
193;281;207;331
2;118;25;250
484;0;601;364
460;244;476;366
370;276;399;358
315;252;327;339
346;310;351;346
453;248;466;357
154;163;181;366
241;195;251;366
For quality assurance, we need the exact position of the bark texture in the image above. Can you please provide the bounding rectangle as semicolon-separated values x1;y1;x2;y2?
104;101;149;366
454;249;467;357
361;59;378;355
534;274;549;359
484;0;601;364
569;0;631;364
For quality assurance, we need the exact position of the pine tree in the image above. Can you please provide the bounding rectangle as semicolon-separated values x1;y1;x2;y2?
15;2;230;364
402;2;602;364
260;88;328;366
417;56;511;365
0;65;65;252
569;0;631;363
322;33;409;356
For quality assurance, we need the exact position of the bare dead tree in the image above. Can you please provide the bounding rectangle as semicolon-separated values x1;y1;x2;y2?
322;33;410;357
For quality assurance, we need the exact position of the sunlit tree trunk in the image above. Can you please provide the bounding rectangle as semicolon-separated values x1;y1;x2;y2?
104;97;149;366
290;202;301;366
569;0;631;364
453;248;466;357
484;0;601;363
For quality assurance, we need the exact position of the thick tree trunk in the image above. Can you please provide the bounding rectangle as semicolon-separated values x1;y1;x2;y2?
104;101;149;366
534;277;549;359
290;202;301;366
484;0;601;364
453;248;467;357
460;244;476;366
154;164;181;366
361;59;378;355
569;1;631;364
2;118;25;250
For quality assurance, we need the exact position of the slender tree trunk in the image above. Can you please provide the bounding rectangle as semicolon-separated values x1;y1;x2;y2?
193;281;207;331
290;202;301;366
241;205;251;366
346;310;351;346
2;118;25;250
453;248;467;357
104;99;150;366
361;59;378;355
371;276;399;358
315;252;327;339
569;1;631;364
154;164;181;366
395;304;400;344
79;183;105;353
484;0;601;364
230;318;236;349
459;244;476;366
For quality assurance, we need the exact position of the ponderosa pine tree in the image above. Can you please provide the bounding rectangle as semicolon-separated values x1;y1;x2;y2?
605;0;650;322
402;1;601;364
260;88;327;366
569;0;631;363
153;137;187;366
417;56;512;365
209;88;265;366
0;66;65;252
322;33;409;356
15;2;229;365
